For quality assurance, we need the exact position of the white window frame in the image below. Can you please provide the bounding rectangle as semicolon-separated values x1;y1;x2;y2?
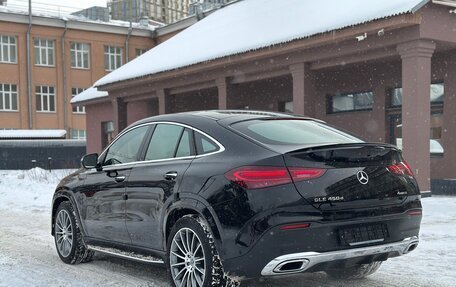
0;35;17;64
0;83;18;111
35;85;56;112
71;87;86;114
34;38;55;66
104;46;123;71
70;42;90;69
71;129;86;140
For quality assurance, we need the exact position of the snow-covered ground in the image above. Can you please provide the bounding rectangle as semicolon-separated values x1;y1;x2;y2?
0;168;455;287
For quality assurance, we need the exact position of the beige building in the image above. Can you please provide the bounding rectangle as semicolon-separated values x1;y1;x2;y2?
0;10;186;139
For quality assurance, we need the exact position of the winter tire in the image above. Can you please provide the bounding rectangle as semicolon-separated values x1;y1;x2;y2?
166;216;239;287
54;201;93;264
326;261;382;280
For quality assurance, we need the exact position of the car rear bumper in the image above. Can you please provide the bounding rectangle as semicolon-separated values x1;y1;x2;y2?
261;236;419;276
219;209;422;279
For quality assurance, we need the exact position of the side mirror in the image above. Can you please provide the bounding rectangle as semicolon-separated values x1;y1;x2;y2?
81;153;99;169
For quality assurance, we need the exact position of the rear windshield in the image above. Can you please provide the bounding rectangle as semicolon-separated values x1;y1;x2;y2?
231;119;363;146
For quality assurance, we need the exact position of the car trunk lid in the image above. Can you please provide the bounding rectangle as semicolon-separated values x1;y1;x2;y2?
283;143;417;211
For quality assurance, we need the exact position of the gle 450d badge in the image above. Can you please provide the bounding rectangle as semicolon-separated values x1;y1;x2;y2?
314;196;345;203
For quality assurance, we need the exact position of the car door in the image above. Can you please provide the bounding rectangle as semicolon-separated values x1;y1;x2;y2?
125;123;194;250
79;125;151;244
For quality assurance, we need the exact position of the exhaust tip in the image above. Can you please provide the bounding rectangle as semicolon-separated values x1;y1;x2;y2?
274;259;309;274
404;243;418;254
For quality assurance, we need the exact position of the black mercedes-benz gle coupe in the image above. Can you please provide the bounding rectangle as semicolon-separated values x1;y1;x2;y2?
52;110;422;287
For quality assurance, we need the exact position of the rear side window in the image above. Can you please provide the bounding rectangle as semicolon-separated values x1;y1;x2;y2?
231;119;362;146
175;129;192;158
194;132;219;155
103;126;149;166
145;124;183;160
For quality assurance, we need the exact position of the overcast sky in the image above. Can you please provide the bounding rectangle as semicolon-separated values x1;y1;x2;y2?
8;0;108;14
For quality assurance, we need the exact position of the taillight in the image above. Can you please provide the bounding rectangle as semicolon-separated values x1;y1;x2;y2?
387;161;414;177
224;166;291;189
224;166;326;190
288;167;326;182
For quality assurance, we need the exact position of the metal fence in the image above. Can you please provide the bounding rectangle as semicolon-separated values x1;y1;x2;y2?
0;140;86;170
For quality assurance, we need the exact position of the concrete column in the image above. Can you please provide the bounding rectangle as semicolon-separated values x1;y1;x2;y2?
371;83;387;142
216;77;228;110
289;63;314;116
157;89;166;115
441;53;456;178
397;40;436;193
111;97;127;135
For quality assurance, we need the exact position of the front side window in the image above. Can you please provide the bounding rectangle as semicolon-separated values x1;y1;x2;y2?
34;39;55;66
0;83;18;111
104;46;123;71
71;88;86;113
70;42;90;69
0;35;17;63
104;126;149;166
35;85;55;112
329;91;374;113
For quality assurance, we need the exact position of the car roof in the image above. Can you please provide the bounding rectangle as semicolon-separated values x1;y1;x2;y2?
131;110;320;128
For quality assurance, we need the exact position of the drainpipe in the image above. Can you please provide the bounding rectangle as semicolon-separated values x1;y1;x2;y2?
125;21;132;62
26;0;33;129
61;19;68;136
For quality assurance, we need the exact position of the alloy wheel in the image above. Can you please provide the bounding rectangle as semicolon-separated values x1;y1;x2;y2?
170;227;206;287
55;209;73;257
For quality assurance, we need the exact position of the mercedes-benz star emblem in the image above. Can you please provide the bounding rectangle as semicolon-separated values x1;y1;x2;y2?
357;171;369;185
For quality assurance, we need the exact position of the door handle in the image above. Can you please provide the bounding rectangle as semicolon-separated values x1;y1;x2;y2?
164;171;178;181
115;175;126;183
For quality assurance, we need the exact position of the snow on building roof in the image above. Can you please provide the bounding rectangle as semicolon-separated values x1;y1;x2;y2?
70;87;109;104
0;130;67;139
89;0;428;92
0;5;162;31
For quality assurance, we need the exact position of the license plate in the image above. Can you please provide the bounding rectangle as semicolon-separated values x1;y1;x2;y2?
338;223;389;246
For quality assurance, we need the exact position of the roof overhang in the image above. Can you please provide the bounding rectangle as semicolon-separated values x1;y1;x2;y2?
94;13;422;92
432;0;456;8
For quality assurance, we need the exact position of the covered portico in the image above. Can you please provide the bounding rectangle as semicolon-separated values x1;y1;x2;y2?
73;0;456;194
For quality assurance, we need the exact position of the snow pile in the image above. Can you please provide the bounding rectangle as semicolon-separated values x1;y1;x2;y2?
0;168;74;212
89;0;428;90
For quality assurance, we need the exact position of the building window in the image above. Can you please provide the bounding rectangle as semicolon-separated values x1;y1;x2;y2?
104;46;122;71
328;91;374;113
70;42;90;69
0;83;18;111
71;129;86;139
36;85;55;112
136;48;147;56
388;83;445;156
278;101;293;113
34;39;55;66
71;88;86;113
389;83;444;106
0;35;17;63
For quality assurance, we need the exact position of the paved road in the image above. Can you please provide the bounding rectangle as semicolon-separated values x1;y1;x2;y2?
0;197;455;287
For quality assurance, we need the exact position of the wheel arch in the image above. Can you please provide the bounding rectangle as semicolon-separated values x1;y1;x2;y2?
51;189;85;237
163;197;223;253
